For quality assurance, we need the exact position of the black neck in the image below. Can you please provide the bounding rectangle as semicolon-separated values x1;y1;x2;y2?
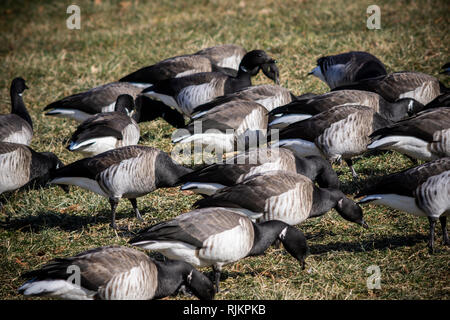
153;260;185;299
11;89;32;128
155;153;193;188
248;220;289;256
309;187;338;218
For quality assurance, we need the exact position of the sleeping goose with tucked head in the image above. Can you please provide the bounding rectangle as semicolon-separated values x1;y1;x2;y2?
190;84;294;119
18;245;215;300
49;145;192;229
308;51;387;89
271;105;392;177
172;100;268;153
66;94;140;157
129;207;308;292
332;71;446;106
119;44;248;86
193;171;366;229
140;50;279;117
368;107;450;160
0;142;64;199
44;82;143;123
268;89;424;129
178;146;340;195
0;77;33;145
357;158;450;253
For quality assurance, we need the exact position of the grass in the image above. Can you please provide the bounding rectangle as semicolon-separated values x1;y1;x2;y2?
0;0;449;300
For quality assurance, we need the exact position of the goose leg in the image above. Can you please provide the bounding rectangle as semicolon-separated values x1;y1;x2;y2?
439;216;449;246
428;217;438;253
212;265;221;293
129;198;143;221
345;159;358;178
109;197;120;230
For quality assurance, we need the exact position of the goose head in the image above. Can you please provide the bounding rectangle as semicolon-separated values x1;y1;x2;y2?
114;94;137;118
11;77;28;95
334;193;368;228
239;50;278;83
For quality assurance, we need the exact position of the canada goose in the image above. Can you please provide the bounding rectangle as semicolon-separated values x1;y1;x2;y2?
357;158;450;253
140;50;278;117
44;82;143;122
308;51;387;89
129;207;308;292
0;142;64;198
67;95;140;157
119;44;247;85
440;62;450;75
193;171;366;228
271;105;392;177
172;100;268;153
18;245;215;300
178;147;340;195
49;145;192;229
332;71;446;106
190;84;295;119
368;107;450;160
268;90;424;128
0;78;32;145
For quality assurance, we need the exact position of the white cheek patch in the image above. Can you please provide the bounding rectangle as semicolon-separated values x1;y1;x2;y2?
279;226;288;240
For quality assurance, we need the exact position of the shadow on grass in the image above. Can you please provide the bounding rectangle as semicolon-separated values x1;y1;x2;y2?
0;206;161;234
308;233;428;255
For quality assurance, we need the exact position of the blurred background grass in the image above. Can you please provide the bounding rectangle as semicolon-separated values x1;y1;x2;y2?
0;0;449;300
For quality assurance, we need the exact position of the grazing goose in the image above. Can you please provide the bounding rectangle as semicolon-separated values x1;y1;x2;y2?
178;147;340;195
190;84;295;119
67;94;140;157
271;105;392;177
44;82;143;122
49;145;192;229
368;107;450;160
172;100;268;153
333;71;446;106
268;90;424;128
308;51;387;89
140;50;278;117
18;245;215;300
0;77;33;145
440;62;450;76
119;44;247;85
129;207;308;292
0;142;64;199
193;171;366;228
357;158;450;252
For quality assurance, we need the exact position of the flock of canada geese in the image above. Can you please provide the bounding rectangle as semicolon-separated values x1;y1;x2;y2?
1;44;449;300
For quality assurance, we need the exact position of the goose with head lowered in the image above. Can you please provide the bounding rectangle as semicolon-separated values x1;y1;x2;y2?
129;207;308;292
178;146;340;196
140;50;279;117
66;94;140;157
193;170;366;229
0;77;33;145
172;100;268;153
308;51;387;89
270;105;392;177
332;71;447;106
0;142;65;203
119;44;248;86
49;145;192;229
190;84;294;119
18;245;215;300
44;82;143;123
368;107;450;161
357;158;450;253
268;89;424;129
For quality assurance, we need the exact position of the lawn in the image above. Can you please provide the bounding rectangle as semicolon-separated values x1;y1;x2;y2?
0;0;449;300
